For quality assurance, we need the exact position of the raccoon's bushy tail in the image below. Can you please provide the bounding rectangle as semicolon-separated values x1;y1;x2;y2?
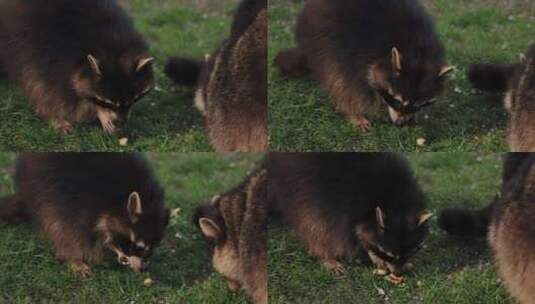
438;202;494;238
0;195;28;224
468;64;516;93
274;48;309;78
164;57;204;86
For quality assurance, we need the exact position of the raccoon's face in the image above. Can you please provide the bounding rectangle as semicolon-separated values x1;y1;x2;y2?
124;192;169;261
368;48;454;115
195;204;242;291
74;54;155;126
357;207;432;275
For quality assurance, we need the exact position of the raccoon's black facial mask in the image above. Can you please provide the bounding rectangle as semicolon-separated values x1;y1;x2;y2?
371;48;454;114
82;54;155;115
358;207;432;275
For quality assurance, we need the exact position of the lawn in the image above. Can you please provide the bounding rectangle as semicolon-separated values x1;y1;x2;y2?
268;153;511;303
0;152;263;303
268;0;535;151
0;0;239;152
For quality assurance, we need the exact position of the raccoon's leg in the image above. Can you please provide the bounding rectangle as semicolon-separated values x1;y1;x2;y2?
322;63;375;132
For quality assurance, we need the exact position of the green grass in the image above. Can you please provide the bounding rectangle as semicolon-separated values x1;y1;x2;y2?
0;153;262;303
0;0;239;152
269;153;511;303
269;0;535;151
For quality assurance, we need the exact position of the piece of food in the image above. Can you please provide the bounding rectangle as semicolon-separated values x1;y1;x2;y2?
416;138;426;147
373;268;388;276
143;277;153;287
119;137;129;146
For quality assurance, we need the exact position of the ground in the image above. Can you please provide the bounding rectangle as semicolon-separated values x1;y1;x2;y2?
0;152;261;303
268;153;510;303
0;0;238;152
269;0;534;151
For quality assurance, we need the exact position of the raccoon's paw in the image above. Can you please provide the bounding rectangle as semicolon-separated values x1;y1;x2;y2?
323;259;346;276
100;120;117;134
53;121;74;134
349;115;372;132
226;279;242;292
388;107;415;126
70;261;94;278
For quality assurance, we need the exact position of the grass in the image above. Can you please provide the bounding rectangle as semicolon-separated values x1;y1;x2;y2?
0;152;262;303
269;153;511;303
0;0;239;152
269;0;535;151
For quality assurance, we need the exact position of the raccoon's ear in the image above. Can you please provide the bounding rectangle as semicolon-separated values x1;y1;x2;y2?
391;47;402;73
375;207;385;230
87;55;103;76
417;211;433;226
198;217;223;242
136;57;154;72
438;66;455;78
127;192;143;221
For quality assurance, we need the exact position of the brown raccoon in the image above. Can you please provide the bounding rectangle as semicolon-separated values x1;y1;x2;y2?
275;0;452;130
0;153;169;277
439;153;535;304
165;0;267;152
468;44;535;151
194;168;267;304
268;153;431;276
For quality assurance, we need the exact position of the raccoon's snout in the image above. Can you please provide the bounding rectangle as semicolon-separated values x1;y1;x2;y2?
118;255;130;266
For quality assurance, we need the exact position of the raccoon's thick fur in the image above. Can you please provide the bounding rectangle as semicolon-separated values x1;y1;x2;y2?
274;0;453;130
194;168;267;304
0;153;169;277
468;44;535;151
439;153;535;304
165;0;267;152
268;153;431;276
0;0;155;134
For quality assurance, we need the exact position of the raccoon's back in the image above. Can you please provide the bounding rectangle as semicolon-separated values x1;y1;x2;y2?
15;153;163;218
489;200;535;304
297;0;445;73
201;3;267;151
268;153;424;218
0;0;146;80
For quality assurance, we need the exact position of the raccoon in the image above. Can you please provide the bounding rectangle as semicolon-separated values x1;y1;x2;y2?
439;153;535;304
468;44;535;151
0;0;155;134
267;153;431;276
165;0;267;152
0;153;169;277
194;168;267;304
274;0;453;130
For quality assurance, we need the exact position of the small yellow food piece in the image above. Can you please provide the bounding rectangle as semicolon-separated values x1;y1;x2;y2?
143;277;153;287
119;137;129;146
373;269;388;276
416;138;426;147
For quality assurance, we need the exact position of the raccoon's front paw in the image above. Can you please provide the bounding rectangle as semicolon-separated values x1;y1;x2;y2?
100;120;117;134
53;121;74;134
349;115;372;132
388;107;415;126
323;259;346;275
226;279;242;291
70;261;94;278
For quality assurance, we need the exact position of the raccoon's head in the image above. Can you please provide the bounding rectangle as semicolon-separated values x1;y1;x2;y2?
194;202;243;292
73;53;155;127
356;207;432;275
368;47;454;119
123;192;169;267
